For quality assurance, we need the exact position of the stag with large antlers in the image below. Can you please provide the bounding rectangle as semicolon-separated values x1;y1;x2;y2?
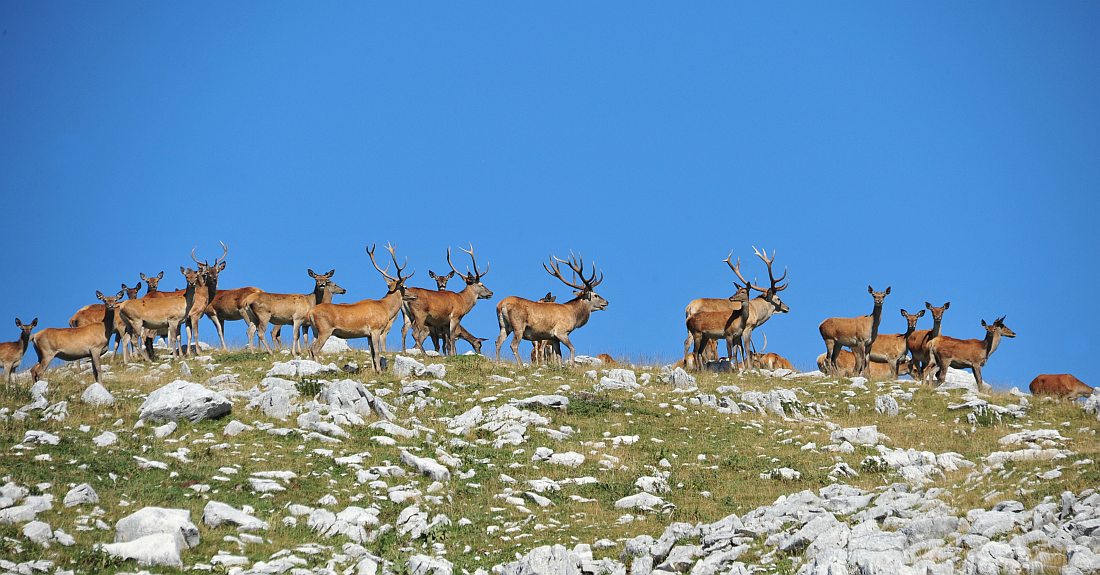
723;247;791;369
242;269;346;355
400;244;493;355
906;301;950;382
927;316;1015;390
819;285;891;377
495;254;607;365
1;318;37;384
308;244;417;372
30;290;124;383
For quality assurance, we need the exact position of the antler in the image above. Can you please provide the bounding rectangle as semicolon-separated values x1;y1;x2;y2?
215;241;228;266
752;246;788;292
190;247;204;268
384;242;413;281
552;253;603;290
459;243;490;279
366;244;397;282
723;251;766;293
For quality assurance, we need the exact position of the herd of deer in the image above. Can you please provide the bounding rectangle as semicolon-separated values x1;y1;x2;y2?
0;243;613;384
0;243;1091;399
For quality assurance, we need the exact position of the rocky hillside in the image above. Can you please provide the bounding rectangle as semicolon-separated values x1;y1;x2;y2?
1;346;1098;575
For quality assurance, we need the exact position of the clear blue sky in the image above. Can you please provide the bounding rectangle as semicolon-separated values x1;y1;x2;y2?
2;2;1097;389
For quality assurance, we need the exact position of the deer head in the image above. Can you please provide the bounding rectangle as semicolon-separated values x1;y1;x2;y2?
428;270;456;291
924;301;950;322
539;292;556;303
726;247;789;312
96;289;127;309
900;308;925;332
191;242;229;288
122;283;142;300
544;254;607;311
982;316;1016;338
868;285;891;305
14;318;37;336
367;243;417;302
307;268;346;296
140;271;165;292
447;243;493;300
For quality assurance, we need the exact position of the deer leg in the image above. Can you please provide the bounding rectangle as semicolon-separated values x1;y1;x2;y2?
367;332;381;372
255;318;273;354
291;320;303;356
972;365;983;389
31;352;54;382
824;340;839;375
214;314;228;351
89;351;103;384
309;327;331;362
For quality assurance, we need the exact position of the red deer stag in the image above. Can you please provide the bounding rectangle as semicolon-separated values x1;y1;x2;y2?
906;301;950;383
308;244;417;372
866;308;924;378
401;245;492;356
243;269;345;355
725;247;790;370
496;255;607;365
819;286;891;377
927;316;1015;389
1029;374;1093;399
30;291;125;383
1;318;37;384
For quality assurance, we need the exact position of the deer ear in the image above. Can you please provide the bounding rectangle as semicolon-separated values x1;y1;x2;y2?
944;302;951;309
121;283;128;290
308;269;318;278
981;319;988;327
14;318;21;327
867;286;874;294
885;286;891;294
180;266;186;274
96;290;105;301
918;309;926;317
924;301;931;309
115;290;126;300
900;309;908;317
157;271;164;279
217;261;226;271
30;318;37;327
140;273;148;280
429;271;437;279
135;282;142;291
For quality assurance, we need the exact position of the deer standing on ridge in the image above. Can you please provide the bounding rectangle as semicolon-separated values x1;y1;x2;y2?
30;291;124;383
906;301;950;383
0;318;37;384
69;282;142;356
726;247;790;370
308;244;417;372
401;245;493;356
866;308;924;378
927;316;1015;390
242;269;346;355
819;286;891;377
496;255;607;365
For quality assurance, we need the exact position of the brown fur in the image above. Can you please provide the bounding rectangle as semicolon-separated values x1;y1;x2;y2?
31;291;124;383
867;308;923;378
686;287;752;371
308;245;416;372
906;301;950;381
927;316;1015;389
243;269;345;355
596;353;617;365
402;245;492;356
0;318;37;384
205;286;263;350
817;350;910;379
1029;374;1093;399
496;255;607;365
819;286;891;377
119;267;211;360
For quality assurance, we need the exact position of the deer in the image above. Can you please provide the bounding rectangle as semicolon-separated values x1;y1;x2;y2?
726;247;790;370
30;290;125;383
308;244;417;372
819;285;891;377
927;316;1015;390
401;245;493;356
68;282;143;356
119;245;226;360
817;350;911;379
129;244;227;354
394;266;486;355
686;279;753;371
1029;374;1093;399
906;301;950;383
496;254;607;365
750;333;794;371
205;286;263;351
1;318;37;384
242;269;346;355
865;308;924;378
529;292;560;365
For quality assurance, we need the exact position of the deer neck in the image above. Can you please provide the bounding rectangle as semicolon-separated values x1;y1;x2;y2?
102;306;117;340
381;289;406;321
316;286;339;305
566;298;593;330
929;316;943;339
869;302;884;340
185;282;209;314
455;285;480;315
750;297;774;327
19;331;31;354
985;330;1001;360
